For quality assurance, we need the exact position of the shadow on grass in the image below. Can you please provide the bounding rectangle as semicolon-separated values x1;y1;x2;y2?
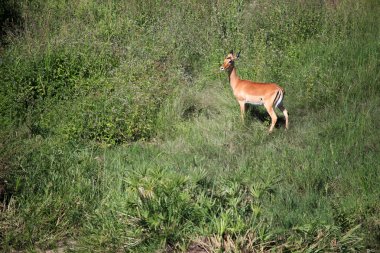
246;105;287;130
0;0;24;46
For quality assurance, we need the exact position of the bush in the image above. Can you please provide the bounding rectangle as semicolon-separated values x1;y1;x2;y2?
0;44;118;129
0;0;379;251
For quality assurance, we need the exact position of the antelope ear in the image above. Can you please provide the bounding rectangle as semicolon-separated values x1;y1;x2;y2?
236;51;240;59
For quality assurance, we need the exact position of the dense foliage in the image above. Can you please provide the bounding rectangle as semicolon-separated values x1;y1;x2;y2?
1;0;379;252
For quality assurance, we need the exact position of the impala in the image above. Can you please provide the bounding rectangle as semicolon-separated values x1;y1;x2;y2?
220;51;289;132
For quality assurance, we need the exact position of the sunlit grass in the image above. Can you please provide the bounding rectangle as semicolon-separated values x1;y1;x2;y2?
0;0;379;252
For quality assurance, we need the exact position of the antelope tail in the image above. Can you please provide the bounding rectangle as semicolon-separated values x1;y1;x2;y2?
274;89;284;108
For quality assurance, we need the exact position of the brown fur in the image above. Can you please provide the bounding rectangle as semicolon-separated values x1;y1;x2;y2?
220;52;289;132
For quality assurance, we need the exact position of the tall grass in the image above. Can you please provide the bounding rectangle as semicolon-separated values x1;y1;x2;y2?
1;0;379;252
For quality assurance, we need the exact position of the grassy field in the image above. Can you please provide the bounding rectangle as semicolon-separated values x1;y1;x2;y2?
0;0;379;252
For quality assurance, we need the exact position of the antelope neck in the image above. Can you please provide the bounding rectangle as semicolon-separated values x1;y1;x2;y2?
227;67;240;89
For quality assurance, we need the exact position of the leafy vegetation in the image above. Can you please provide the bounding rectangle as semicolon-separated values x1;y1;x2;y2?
0;0;379;252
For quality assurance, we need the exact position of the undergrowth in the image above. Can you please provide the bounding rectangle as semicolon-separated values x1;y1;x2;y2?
0;0;379;252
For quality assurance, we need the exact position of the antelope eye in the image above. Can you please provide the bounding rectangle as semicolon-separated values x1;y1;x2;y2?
228;60;233;64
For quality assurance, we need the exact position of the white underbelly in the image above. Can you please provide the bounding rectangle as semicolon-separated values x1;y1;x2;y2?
245;97;264;106
246;100;263;106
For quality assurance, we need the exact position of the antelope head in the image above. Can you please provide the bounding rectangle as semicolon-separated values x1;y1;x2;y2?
220;50;240;71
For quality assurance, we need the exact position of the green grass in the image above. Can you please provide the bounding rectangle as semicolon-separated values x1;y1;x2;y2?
1;0;379;252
